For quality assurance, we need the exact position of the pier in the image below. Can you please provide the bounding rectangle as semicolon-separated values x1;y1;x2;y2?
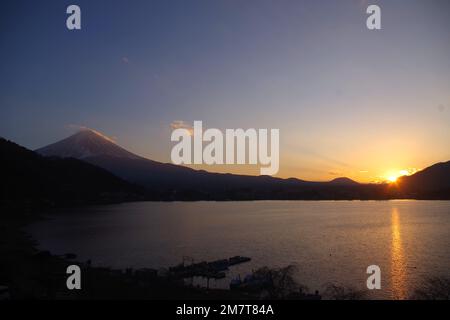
169;256;251;280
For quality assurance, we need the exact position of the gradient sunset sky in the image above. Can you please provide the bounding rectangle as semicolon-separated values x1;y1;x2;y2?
1;0;449;182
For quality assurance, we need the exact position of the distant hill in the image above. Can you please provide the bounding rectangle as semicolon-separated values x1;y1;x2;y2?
328;177;359;186
396;161;450;199
34;130;450;200
0;138;143;210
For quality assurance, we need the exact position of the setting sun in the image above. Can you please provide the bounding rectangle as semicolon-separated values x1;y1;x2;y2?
385;168;419;183
388;176;398;183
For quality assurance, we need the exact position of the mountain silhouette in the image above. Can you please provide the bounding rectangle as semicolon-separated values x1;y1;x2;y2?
36;130;314;199
34;130;450;200
1;137;142;210
396;161;450;199
328;177;359;186
37;129;140;160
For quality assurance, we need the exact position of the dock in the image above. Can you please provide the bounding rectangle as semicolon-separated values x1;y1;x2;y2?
169;256;251;280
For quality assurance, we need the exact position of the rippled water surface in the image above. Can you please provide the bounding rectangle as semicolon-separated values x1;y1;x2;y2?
29;200;450;299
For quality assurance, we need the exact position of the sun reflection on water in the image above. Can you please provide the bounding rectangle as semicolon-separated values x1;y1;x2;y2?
391;207;408;299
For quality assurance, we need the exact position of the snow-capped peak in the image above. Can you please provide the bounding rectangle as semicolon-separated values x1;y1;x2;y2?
36;129;140;160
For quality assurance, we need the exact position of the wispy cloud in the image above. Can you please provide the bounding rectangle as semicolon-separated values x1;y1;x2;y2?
290;146;352;168
170;120;194;135
328;171;344;176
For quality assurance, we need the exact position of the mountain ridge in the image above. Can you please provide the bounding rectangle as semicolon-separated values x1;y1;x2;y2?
396;160;450;198
1;137;143;209
36;129;350;184
37;129;141;160
34;130;450;200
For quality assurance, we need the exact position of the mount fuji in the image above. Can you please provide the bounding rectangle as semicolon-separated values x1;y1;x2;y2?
36;129;140;160
36;129;312;199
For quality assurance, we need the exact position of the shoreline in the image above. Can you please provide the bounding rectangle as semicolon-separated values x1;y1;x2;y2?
0;210;248;300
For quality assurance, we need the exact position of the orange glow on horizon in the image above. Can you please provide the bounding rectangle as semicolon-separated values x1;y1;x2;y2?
384;168;419;184
388;176;398;183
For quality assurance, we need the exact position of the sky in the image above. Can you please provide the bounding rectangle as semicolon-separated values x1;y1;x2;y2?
1;0;449;182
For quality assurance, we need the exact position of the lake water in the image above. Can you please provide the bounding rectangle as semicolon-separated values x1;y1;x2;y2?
29;200;450;299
